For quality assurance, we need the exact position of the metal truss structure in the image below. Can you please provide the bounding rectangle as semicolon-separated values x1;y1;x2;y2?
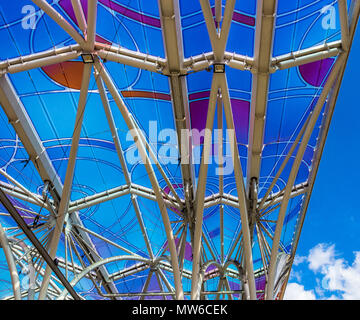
0;0;359;300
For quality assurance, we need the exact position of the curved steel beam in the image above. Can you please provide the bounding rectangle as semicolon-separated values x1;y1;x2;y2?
57;255;150;300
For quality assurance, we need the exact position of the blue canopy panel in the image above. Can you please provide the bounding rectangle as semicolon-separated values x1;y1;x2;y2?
258;0;343;266
0;0;174;299
0;108;44;196
181;0;256;57
274;0;342;56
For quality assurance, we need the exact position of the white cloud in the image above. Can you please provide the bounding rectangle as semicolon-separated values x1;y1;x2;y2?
290;243;360;300
308;243;336;272
283;283;316;300
293;255;307;266
321;251;360;299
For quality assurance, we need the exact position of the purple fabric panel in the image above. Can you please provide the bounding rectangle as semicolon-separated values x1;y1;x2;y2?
163;183;183;196
119;272;172;300
190;98;249;145
228;280;241;298
147;273;161;291
205;264;218;272
255;274;266;300
231;98;250;144
189;99;208;144
299;58;334;87
189;91;211;101
59;0;161;28
174;237;193;261
163;237;193;261
232;11;255;26
146;274;172;299
210;7;255;27
226;275;266;299
59;0;88;24
255;274;266;290
99;0;161;28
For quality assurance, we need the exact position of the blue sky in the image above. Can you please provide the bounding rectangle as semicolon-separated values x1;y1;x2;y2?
284;21;360;300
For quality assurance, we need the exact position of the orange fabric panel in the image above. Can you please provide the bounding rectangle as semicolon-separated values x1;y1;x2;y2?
42;61;84;90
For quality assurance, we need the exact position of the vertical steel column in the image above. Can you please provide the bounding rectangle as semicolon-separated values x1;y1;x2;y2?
246;0;277;190
219;73;257;300
217;94;225;263
190;75;219;299
158;0;196;237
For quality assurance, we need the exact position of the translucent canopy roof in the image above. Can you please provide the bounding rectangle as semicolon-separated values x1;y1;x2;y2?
0;0;358;300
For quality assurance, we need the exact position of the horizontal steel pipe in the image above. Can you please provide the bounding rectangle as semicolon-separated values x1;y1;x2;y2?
7;51;80;74
68;185;130;213
275;48;341;70
272;40;342;64
0;45;81;70
97;50;164;73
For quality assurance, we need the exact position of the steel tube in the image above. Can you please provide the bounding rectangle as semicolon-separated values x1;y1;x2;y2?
272;40;342;64
246;0;277;191
68;185;130;213
97;50;161;73
71;0;87;33
339;0;350;51
0;45;81;69
275;48;340;70
190;74;219;300
217;0;236;58
265;53;346;300
95;73;154;259
0;169;47;208
57;255;149;299
94;60;184;300
219;73;256;299
199;0;220;60
38;63;92;300
85;0;97;52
